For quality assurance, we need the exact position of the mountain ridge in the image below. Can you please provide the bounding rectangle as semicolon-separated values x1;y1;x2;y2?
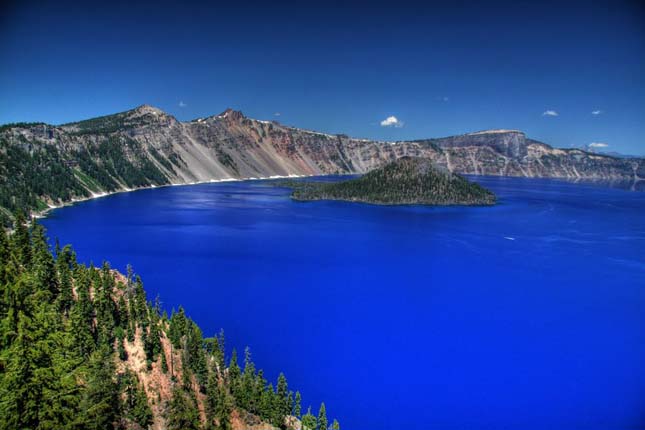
1;105;643;224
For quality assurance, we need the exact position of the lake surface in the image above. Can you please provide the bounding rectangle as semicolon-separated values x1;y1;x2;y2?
42;176;645;430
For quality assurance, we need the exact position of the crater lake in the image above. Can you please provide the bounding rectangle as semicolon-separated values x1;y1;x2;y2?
41;176;645;430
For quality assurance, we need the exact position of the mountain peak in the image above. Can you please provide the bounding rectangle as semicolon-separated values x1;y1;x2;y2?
216;108;244;121
132;104;166;116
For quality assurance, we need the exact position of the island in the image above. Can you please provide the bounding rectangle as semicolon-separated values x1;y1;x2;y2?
281;157;497;206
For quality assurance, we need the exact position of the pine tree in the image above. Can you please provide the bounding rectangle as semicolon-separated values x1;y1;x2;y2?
75;347;119;430
240;346;256;410
55;244;75;314
121;370;153;428
276;372;290;421
185;321;207;387
254;369;267;415
69;269;95;358
167;386;201;430
0;220;339;430
215;329;226;371
318;402;328;430
214;385;232;430
228;348;241;394
259;383;276;424
95;262;117;349
168;306;187;349
161;346;169;373
301;406;317;430
11;210;31;267
294;390;302;417
115;326;128;361
30;223;57;296
332;418;340;430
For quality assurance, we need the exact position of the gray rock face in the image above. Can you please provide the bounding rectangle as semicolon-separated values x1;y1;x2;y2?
423;129;530;158
1;105;643;214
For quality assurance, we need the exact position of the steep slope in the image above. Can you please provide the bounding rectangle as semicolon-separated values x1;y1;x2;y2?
1;105;643;224
0;218;336;430
287;157;497;206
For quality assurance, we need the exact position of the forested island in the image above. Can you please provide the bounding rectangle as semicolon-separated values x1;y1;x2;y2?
0;215;338;430
283;157;497;206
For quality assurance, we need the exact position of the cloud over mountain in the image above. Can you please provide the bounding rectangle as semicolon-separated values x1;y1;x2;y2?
380;116;404;128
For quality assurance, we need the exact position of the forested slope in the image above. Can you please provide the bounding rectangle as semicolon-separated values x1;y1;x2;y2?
0;216;338;430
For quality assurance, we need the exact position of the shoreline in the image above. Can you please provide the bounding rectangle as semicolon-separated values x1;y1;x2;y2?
34;173;311;220
30;171;645;221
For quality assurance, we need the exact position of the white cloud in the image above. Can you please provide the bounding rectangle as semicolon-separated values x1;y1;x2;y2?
588;142;609;148
274;112;281;116
380;116;404;128
179;101;187;108
591;110;602;115
542;110;559;117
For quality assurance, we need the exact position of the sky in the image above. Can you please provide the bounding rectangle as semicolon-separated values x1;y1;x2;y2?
1;0;644;154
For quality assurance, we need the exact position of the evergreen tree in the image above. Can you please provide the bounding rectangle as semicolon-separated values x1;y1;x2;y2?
121;370;153;428
168;307;187;349
240;346;256;410
254;369;267;415
69;269;95;358
75;348;120;430
301;406;317;430
0;220;339;430
228;348;241;393
11;210;31;267
55;244;75;314
215;329;226;371
30;223;57;296
115;326;128;361
167;386;200;430
318;402;328;430
276;373;289;414
294;390;302;417
332;418;340;430
214;385;232;430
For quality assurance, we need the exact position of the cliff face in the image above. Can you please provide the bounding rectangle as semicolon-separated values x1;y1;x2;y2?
1;105;643;219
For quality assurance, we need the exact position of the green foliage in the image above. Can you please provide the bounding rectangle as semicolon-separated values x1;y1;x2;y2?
294;390;302;417
120;370;153;428
167;386;200;430
0;220;337;429
290;156;497;206
301;406;317;430
75;347;120;430
0;128;171;225
318;402;328;430
0;141;89;226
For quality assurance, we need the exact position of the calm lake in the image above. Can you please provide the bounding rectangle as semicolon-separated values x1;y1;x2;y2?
42;176;645;430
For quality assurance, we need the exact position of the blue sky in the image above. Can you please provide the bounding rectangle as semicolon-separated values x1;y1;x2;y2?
1;0;644;154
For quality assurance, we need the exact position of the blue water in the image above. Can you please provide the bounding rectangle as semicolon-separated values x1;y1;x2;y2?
41;176;645;429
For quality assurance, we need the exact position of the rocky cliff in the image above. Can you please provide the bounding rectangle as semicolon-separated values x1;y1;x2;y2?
1;105;643;222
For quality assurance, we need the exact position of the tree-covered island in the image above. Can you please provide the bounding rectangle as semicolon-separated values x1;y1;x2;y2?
280;157;497;206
